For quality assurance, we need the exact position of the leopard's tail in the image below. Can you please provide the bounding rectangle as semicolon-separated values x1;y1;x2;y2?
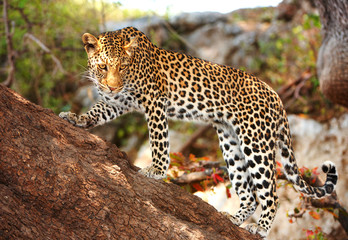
277;109;338;199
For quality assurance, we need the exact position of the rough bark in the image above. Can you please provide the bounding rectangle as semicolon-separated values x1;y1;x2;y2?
316;0;348;108
0;85;260;240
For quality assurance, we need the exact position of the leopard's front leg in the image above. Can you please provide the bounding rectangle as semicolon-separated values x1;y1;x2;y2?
139;98;170;179
59;100;122;128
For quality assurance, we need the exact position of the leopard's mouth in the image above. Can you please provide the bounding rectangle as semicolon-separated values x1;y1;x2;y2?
108;86;117;91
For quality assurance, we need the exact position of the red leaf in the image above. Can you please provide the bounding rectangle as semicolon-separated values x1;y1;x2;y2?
212;173;224;184
215;173;224;182
225;187;232;198
300;166;309;175
192;183;204;192
306;229;314;237
312;167;319;175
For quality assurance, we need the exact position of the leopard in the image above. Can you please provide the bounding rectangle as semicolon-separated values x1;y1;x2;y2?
59;26;338;238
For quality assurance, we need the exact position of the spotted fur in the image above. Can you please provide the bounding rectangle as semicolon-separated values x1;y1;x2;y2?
59;27;338;238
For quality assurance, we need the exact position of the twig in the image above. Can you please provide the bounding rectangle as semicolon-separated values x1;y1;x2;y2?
287;208;307;218
2;0;16;87
171;169;213;184
24;33;66;74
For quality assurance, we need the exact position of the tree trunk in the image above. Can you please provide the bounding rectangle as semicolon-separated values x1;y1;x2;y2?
316;0;348;108
0;85;260;240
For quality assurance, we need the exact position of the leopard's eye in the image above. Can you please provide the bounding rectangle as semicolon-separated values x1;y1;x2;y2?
119;63;127;71
97;63;108;71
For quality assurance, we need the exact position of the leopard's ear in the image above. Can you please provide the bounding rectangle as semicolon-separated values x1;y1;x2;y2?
124;36;138;57
82;33;99;56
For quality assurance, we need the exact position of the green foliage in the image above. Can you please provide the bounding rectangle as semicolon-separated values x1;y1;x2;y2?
256;13;321;85
1;0;104;112
1;0;155;114
247;13;341;117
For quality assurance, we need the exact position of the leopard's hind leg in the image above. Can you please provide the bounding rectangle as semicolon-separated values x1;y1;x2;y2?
215;124;259;226
236;123;279;238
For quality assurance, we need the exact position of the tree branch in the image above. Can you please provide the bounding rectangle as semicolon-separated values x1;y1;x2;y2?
0;85;261;240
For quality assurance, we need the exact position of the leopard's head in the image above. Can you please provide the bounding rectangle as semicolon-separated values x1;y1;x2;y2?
82;30;138;93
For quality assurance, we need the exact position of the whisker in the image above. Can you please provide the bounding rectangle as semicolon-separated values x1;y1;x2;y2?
77;64;89;71
80;70;90;77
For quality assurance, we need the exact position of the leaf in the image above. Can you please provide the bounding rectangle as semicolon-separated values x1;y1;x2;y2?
299;166;307;175
189;153;196;161
170;152;185;161
308;211;321;220
212;173;224;184
314;226;322;234
225;186;231;198
192;183;204;192
199;156;210;161
311;167;319;175
170;162;181;167
18;0;29;8
215;174;224;182
305;229;314;237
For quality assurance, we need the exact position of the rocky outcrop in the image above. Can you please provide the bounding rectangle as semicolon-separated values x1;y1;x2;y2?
104;0;316;74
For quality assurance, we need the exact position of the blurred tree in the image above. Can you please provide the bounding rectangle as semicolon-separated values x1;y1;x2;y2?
316;0;348;108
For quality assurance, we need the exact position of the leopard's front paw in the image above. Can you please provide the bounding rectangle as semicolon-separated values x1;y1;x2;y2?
221;212;243;226
59;111;77;124
139;165;166;180
245;223;267;239
59;112;92;128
